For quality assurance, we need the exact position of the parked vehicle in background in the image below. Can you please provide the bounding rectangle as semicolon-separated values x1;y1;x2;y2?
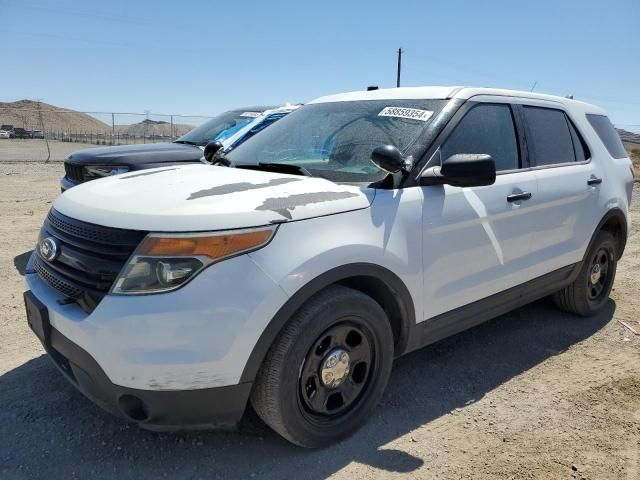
9;127;30;138
0;130;10;139
24;86;633;447
60;104;300;191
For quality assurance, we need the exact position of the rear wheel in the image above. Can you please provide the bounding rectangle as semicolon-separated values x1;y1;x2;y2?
554;230;617;316
250;285;394;448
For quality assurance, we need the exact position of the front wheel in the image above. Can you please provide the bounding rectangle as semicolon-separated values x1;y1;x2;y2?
554;230;617;316
250;285;394;448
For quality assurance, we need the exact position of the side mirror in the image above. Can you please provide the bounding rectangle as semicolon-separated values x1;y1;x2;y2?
370;145;412;174
203;141;224;163
421;153;496;187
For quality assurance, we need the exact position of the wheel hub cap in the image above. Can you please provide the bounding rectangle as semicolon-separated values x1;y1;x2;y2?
320;349;350;388
590;263;601;285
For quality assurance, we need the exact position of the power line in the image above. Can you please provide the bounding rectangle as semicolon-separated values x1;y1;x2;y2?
403;49;640;106
5;1;147;25
0;29;199;55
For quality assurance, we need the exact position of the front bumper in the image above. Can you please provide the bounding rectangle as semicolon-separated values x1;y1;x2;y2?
24;251;290;426
60;175;79;192
27;294;251;429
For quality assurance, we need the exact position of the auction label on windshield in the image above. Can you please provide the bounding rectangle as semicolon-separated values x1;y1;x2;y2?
378;107;433;121
240;112;261;118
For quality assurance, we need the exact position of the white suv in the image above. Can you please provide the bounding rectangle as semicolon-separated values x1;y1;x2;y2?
24;86;634;447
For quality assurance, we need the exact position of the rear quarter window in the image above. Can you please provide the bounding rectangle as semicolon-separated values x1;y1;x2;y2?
586;114;627;159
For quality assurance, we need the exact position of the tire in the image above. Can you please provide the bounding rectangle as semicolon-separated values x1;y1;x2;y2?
554;230;617;316
250;285;394;448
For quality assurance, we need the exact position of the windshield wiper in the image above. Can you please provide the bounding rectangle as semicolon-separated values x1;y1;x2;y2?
257;162;313;177
173;140;198;146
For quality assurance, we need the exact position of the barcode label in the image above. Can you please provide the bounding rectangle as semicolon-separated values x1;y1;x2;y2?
378;107;433;122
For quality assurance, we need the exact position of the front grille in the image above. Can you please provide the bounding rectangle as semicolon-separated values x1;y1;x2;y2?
34;257;84;299
64;163;85;183
35;209;147;312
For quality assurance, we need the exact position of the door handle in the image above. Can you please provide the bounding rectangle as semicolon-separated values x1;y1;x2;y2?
507;191;532;202
587;177;602;186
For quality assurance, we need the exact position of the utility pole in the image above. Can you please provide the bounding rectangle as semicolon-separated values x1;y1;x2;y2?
35;99;51;162
396;47;402;88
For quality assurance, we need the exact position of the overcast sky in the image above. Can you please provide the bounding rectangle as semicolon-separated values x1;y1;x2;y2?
1;0;638;130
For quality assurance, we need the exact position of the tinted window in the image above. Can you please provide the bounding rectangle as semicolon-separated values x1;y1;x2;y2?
441;104;519;172
523;107;575;166
568;120;589;162
586;114;627;159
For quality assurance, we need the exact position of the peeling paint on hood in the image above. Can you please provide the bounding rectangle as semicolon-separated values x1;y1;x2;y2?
54;164;374;231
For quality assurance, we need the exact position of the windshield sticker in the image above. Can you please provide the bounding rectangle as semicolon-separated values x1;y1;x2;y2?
240;112;261;118
378;107;433;122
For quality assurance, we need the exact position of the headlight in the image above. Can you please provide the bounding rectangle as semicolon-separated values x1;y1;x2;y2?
111;227;276;294
84;165;130;179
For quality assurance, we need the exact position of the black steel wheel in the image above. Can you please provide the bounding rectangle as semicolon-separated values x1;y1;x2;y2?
251;285;394;448
554;230;617;316
586;247;611;302
299;321;375;419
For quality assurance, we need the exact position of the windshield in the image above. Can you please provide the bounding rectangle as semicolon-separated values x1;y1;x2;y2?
176;110;263;146
228;100;446;182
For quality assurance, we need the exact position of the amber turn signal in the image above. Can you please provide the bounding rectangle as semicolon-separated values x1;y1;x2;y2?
137;229;274;260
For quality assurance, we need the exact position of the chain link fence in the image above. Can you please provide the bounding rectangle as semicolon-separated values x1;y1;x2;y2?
0;106;212;162
1;105;638;164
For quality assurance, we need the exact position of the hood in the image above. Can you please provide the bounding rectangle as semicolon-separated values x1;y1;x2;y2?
65;142;204;166
53;164;373;231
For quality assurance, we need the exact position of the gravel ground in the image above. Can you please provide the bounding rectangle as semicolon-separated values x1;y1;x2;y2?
0;139;167;163
1;163;639;480
0;139;90;163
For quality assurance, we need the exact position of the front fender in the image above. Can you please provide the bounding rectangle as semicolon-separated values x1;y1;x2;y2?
244;200;423;383
238;262;415;384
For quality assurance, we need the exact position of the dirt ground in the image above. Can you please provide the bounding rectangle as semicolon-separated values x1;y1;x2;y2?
1;162;638;480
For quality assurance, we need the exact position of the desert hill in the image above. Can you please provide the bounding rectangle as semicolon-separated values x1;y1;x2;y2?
115;119;193;137
0;100;108;132
0;100;194;137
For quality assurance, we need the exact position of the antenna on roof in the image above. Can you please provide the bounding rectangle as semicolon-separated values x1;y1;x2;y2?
367;86;379;91
565;95;574;99
530;81;537;92
396;48;402;88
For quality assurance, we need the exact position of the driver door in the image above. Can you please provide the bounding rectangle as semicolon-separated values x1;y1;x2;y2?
420;101;539;320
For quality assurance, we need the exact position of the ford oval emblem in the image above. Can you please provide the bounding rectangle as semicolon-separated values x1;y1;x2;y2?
39;237;59;262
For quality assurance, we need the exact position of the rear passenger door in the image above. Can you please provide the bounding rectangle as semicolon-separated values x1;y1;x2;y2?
518;103;602;274
421;100;539;320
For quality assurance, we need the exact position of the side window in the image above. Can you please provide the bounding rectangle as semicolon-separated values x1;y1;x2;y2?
523;106;575;166
441;103;519;172
586;114;627;159
568;120;589;162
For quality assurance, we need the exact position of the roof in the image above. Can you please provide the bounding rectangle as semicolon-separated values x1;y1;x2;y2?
309;86;460;103
309;86;605;114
